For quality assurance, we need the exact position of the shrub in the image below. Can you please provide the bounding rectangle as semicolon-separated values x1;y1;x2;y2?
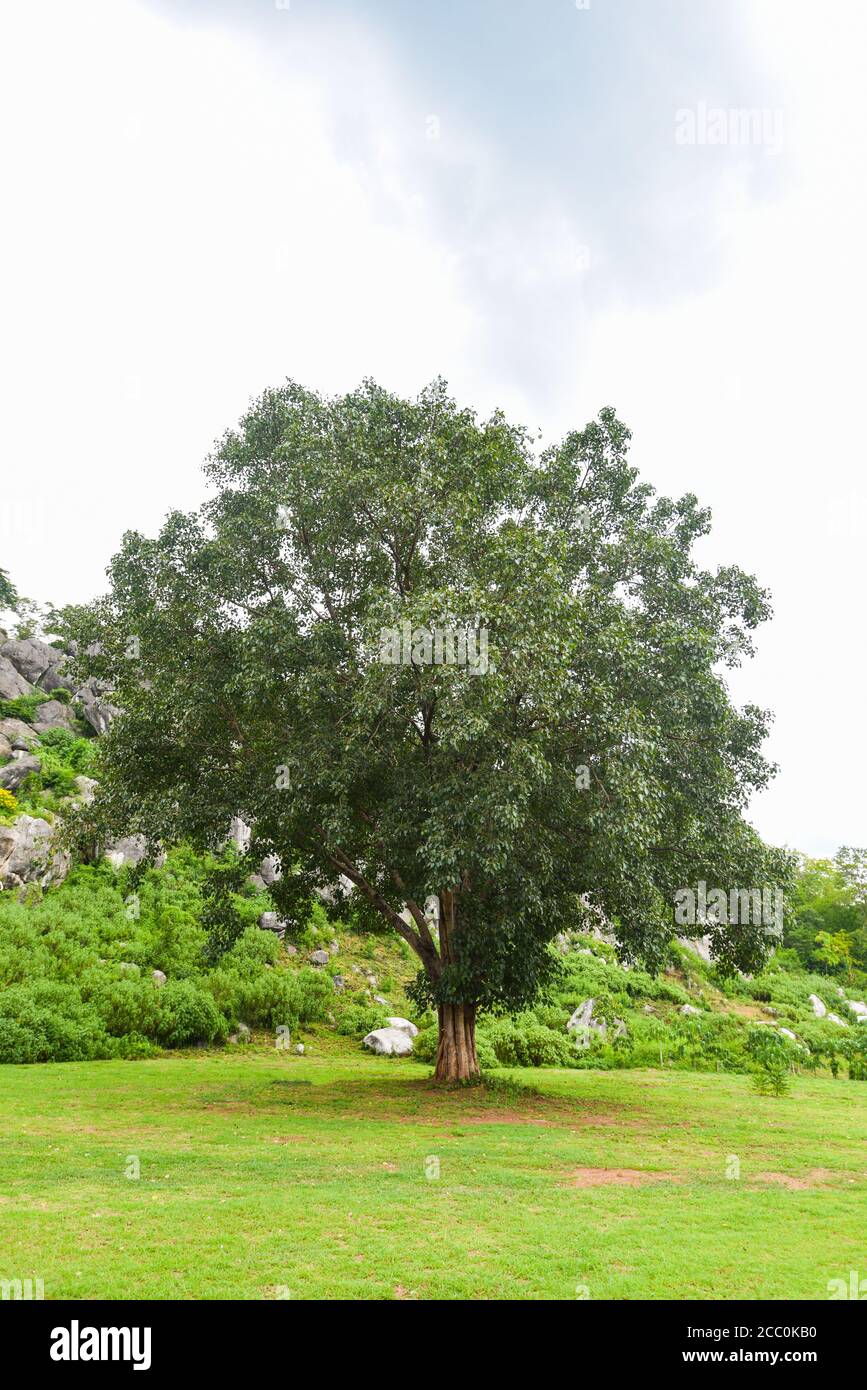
87;977;163;1038
747;1024;794;1096
747;966;838;1016
0;981;129;1062
155;980;227;1047
412;1025;436;1064
35;727;98;772
334;1003;389;1038
479;1014;577;1068
838;1026;867;1081
205;965;331;1032
0;692;51;724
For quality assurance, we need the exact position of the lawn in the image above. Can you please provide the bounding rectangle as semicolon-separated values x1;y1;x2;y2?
1;1049;865;1300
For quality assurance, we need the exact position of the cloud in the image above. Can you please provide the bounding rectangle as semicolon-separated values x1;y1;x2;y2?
2;0;864;854
134;0;790;410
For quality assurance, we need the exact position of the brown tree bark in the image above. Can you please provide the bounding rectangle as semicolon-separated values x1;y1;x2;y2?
434;1002;479;1082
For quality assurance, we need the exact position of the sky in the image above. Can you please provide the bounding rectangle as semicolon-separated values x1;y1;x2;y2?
1;0;864;857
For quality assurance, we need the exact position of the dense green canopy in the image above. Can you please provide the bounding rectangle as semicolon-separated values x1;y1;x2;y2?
67;379;791;1076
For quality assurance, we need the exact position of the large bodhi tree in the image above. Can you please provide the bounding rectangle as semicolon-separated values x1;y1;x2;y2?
71;379;790;1081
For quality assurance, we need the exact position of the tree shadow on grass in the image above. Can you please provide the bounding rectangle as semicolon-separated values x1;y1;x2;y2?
194;1071;645;1129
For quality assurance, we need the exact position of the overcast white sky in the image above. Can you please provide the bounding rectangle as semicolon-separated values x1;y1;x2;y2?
1;0;864;857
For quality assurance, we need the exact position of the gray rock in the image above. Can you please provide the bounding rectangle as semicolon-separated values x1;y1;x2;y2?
315;873;355;905
0;638;63;685
284;943;297;956
309;949;330;966
779;1027;798;1041
0;754;41;791
827;1013;849;1027
73;775;98;804
847;1000;867;1018
678;935;713;964
332;975;346;991
0;815;68;887
104;835;149;869
246;874;267;893
225;816;251;854
566;997;625;1045
119;961;140;975
384;1016;418;1037
152;970;167;986
566;999;599;1033
363;1027;414;1057
33;699;76;733
0;655;34;700
329;939;339;954
294;1043;305;1055
40;659;73;694
0;733;10;760
808;993;827;1019
258;911;286;936
680;1004;702;1017
0;718;39;747
372;994;389;1007
258;854;281;886
0;824;17;878
76;686;119;736
228;1022;251;1044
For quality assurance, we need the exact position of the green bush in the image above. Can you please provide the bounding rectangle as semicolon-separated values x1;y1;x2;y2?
86;977;163;1038
333;1003;389;1038
0;851;331;1060
155;980;227;1047
0;981;156;1062
844;1027;867;1081
747;1024;794;1096
204;963;332;1032
747;966;838;1015
480;1014;577;1068
0;692;51;724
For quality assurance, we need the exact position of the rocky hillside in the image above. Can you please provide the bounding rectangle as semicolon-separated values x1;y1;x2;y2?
3;632;867;1083
0;632;113;888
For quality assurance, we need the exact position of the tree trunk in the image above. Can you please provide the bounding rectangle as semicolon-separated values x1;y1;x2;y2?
434;1002;479;1082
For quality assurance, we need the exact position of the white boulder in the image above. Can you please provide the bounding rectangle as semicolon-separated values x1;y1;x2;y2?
384;1017;418;1038
363;1027;414;1057
808;994;827;1018
567;999;598;1033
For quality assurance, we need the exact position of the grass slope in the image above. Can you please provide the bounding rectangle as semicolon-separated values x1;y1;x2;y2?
1;1050;865;1300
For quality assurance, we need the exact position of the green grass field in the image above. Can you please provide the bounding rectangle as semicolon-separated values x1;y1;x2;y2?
2;1049;865;1300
